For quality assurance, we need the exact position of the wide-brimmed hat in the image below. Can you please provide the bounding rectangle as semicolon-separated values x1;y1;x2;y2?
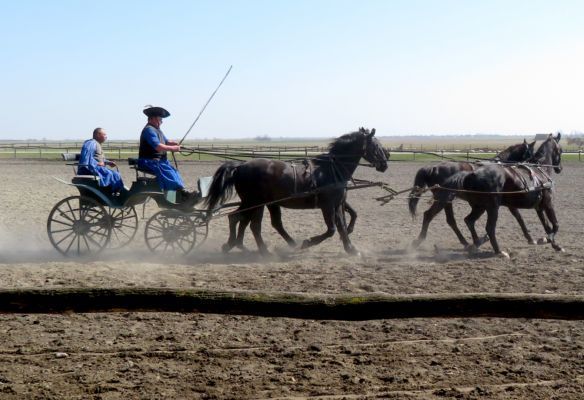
143;106;170;118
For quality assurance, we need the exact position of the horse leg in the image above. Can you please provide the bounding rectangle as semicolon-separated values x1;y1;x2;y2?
485;206;507;257
412;200;444;248
535;207;554;245
508;207;535;244
267;205;296;247
542;203;563;252
249;206;270;255
464;206;486;251
222;212;241;253
335;204;358;255
234;211;252;251
444;203;470;248
301;207;336;250
344;201;357;235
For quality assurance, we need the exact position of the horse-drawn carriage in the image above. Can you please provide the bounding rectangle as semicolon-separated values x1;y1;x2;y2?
47;128;389;257
47;129;563;259
47;155;213;257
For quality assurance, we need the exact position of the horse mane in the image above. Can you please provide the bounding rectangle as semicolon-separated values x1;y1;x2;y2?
311;130;367;167
328;130;366;156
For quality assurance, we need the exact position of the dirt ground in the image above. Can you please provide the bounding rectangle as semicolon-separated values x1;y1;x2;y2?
0;158;582;399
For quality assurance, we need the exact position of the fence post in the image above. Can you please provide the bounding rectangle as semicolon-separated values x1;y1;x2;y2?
39;147;42;159
118;148;121;160
467;151;469;161
13;147;16;158
413;151;416;161
580;150;582;162
198;145;201;161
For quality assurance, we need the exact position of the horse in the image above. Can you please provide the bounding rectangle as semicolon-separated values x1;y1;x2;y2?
206;128;389;255
408;139;536;248
436;133;563;257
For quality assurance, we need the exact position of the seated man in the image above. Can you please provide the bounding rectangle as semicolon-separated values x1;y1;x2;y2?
137;106;196;203
78;127;125;193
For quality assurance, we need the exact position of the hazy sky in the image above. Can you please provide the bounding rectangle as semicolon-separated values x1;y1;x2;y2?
2;0;583;140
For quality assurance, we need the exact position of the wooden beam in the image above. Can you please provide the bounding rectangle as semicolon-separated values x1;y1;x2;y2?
0;288;582;320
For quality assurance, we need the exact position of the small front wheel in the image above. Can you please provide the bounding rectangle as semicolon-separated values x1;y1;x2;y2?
47;196;111;256
144;210;196;255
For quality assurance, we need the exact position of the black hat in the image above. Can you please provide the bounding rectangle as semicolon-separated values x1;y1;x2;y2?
143;106;170;118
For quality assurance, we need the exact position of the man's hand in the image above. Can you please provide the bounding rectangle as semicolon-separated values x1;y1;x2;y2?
167;140;179;146
107;160;117;167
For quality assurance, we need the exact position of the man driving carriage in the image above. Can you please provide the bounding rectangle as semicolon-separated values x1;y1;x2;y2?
137;106;198;204
78;127;125;194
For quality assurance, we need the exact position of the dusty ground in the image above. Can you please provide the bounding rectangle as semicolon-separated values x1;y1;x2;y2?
0;159;582;399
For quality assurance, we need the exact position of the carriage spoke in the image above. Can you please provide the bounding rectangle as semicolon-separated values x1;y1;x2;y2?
50;219;75;228
82;235;92;252
150;238;165;251
85;233;105;248
57;211;76;224
55;230;76;246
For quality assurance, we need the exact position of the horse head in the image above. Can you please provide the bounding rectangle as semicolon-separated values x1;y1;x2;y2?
362;128;389;172
494;139;536;163
533;133;563;173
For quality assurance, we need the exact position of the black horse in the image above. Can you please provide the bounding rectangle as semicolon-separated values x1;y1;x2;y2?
408;140;536;247
206;128;389;255
436;133;562;257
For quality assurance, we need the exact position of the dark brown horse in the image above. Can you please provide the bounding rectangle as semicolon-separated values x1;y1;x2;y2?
408;140;536;247
206;128;389;255
436;133;562;257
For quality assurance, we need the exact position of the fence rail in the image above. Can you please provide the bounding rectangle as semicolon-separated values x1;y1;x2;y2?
0;143;582;162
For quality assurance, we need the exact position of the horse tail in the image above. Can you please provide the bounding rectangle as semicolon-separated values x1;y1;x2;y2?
408;166;431;218
205;161;242;210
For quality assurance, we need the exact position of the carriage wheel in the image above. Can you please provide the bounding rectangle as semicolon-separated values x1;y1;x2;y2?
107;206;138;249
192;214;209;248
47;196;111;256
144;210;196;255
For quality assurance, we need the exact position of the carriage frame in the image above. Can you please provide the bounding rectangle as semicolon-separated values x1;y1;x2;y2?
47;154;217;257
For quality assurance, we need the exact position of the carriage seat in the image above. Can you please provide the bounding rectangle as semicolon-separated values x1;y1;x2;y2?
62;153;81;162
72;175;100;184
128;157;157;181
62;153;99;181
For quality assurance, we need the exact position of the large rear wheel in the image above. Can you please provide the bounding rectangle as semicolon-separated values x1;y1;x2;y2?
144;210;196;255
47;196;111;256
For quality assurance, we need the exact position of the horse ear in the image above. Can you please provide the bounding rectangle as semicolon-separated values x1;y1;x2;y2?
359;127;365;133
555;132;561;143
370;128;376;137
523;139;527;144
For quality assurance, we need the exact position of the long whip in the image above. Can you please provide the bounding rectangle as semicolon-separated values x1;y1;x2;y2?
179;65;233;145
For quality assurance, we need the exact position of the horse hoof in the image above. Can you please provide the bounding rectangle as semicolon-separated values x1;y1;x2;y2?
528;239;537;245
235;244;249;252
466;244;479;254
346;247;360;256
498;251;510;259
300;240;311;250
287;240;297;248
411;239;422;249
553;245;565;252
537;238;550;245
221;243;232;253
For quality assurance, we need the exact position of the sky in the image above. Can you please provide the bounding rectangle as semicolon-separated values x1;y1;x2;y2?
1;0;583;140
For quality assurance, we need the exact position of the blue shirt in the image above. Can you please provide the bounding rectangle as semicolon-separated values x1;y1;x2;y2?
142;125;168;149
78;139;104;173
